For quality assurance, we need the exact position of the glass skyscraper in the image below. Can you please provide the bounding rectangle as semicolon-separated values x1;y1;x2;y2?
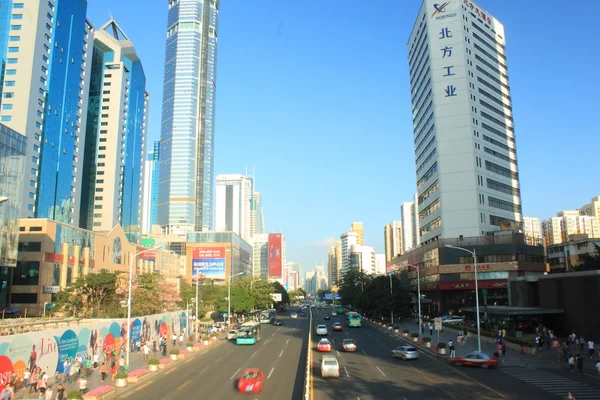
0;0;92;225
80;20;149;244
158;0;219;234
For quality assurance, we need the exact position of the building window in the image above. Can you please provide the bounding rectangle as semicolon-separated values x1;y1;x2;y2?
11;293;38;304
13;261;40;285
1;116;12;122
29;226;42;232
13;3;24;8
10;25;21;30
7;58;17;64
18;242;42;252
12;14;23;20
9;36;20;41
5;69;16;75
2;104;13;110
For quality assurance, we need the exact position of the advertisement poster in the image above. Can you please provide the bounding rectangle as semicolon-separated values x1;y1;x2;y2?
192;246;226;284
268;234;282;278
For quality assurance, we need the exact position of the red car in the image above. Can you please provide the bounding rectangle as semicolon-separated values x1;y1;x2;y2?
333;322;343;331
318;338;332;352
237;368;264;393
450;352;499;369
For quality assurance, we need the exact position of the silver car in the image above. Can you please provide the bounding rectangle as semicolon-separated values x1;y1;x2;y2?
392;345;419;360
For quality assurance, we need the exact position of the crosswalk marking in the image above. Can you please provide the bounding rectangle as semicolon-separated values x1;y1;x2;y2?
501;367;598;399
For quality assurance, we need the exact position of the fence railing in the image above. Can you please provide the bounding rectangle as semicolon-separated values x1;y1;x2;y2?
304;307;312;400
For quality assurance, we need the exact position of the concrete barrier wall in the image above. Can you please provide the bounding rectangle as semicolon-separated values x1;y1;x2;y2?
0;311;188;388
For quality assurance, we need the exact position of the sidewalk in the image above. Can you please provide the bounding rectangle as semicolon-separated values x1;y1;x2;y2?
14;336;225;400
367;319;598;373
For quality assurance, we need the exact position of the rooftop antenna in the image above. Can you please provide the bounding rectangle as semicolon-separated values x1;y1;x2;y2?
108;9;114;21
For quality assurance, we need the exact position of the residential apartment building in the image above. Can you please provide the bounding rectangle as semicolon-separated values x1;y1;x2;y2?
215;174;251;241
0;0;93;224
350;222;364;245
158;0;219;234
580;196;600;219
80;19;148;244
542;211;600;246
141;141;160;235
546;236;600;272
384;220;403;264
523;217;541;240
327;241;342;287
401;201;416;252
408;0;523;244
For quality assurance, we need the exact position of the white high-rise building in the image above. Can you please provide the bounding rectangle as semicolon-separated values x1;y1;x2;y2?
315;266;328;291
408;0;522;244
250;233;269;277
340;231;358;274
523;217;541;240
401;202;416;252
350;244;376;275
287;262;303;287
250;192;265;237
215;174;252;241
375;254;386;275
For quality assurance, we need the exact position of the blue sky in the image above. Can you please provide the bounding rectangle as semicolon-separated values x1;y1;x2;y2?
87;0;599;274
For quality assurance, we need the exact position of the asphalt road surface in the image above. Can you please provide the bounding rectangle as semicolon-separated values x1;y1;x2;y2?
120;313;308;400
310;307;600;400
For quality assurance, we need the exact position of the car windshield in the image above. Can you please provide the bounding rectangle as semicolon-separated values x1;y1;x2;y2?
343;340;356;345
323;361;337;366
317;325;326;329
405;347;417;352
319;340;330;345
242;372;260;380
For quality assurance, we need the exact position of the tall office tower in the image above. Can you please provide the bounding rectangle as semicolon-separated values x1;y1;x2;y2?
408;0;522;244
384;220;403;263
350;222;364;245
327;245;336;288
250;192;265;236
304;271;316;294
215;174;251;241
412;192;421;245
141;141;160;235
288;270;299;291
523;217;541;240
80;20;149;243
0;0;92;224
251;233;268;277
340;232;358;274
287;262;303;287
401;202;415;252
315;265;328;291
158;0;219;234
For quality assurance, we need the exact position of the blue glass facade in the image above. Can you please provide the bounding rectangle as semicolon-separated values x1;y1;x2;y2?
150;141;160;227
159;0;219;232
121;58;147;243
37;0;89;223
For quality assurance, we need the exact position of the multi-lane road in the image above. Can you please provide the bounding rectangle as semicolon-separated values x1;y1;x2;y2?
310;307;600;400
119;313;308;400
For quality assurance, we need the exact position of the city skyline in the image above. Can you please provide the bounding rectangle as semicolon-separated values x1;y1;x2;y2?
84;0;598;269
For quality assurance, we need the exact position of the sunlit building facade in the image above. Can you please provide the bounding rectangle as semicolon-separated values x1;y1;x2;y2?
159;0;219;234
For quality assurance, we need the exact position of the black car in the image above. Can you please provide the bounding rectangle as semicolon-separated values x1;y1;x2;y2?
274;319;283;326
324;315;331;320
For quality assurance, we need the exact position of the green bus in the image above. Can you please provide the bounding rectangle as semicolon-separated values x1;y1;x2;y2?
236;322;261;345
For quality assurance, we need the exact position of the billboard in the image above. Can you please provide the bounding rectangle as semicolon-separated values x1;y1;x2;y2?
268;234;282;278
271;293;282;302
192;246;226;284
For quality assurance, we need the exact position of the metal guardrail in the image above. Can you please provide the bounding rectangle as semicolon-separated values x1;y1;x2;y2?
304;307;312;400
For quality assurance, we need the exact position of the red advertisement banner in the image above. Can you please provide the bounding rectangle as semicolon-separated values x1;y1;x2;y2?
268;234;282;278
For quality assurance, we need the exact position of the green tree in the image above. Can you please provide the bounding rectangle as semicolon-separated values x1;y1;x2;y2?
232;277;274;310
52;271;119;318
338;268;370;308
178;280;195;308
271;281;289;304
289;290;307;302
317;289;331;299
229;287;255;312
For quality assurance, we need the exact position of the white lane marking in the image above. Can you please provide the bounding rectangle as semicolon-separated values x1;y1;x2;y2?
343;366;350;377
265;339;270;344
272;332;276;336
286;339;289;344
336;350;340;356
361;349;368;356
230;368;241;380
376;366;386;377
251;351;258;358
279;350;284;358
267;367;275;379
277;327;281;331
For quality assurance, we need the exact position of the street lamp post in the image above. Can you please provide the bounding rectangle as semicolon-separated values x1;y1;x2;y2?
126;246;161;369
228;272;244;326
388;271;394;325
406;264;422;334
194;275;199;341
445;244;481;352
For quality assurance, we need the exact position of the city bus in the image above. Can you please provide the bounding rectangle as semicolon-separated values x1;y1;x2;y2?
347;312;362;328
259;309;276;324
236;322;262;345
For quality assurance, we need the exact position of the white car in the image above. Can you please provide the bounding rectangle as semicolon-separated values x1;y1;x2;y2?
443;316;465;325
227;330;237;340
316;325;328;336
332;312;337;316
291;313;298;318
321;356;339;378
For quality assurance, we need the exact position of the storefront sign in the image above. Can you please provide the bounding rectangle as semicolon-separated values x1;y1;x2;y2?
44;286;61;294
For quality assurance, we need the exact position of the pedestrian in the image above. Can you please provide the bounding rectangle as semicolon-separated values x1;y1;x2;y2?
520;344;525;357
56;384;65;400
92;352;99;369
143;342;149;360
100;362;107;383
111;361;117;381
587;340;594;359
44;385;53;400
576;354;584;375
502;342;506;357
1;383;14;400
78;376;88;395
179;332;184;347
172;332;177;347
429;323;433;336
448;340;455;358
118;355;125;372
568;355;575;372
23;369;31;391
463;331;468;344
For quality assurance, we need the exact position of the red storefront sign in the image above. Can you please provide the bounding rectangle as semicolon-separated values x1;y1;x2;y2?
439;279;507;290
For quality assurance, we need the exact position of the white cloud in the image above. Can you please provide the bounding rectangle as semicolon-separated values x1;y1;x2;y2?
312;237;337;247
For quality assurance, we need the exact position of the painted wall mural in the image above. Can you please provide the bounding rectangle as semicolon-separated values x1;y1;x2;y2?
0;311;187;389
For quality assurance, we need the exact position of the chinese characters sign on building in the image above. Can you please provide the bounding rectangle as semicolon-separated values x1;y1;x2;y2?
463;0;492;24
192;246;226;283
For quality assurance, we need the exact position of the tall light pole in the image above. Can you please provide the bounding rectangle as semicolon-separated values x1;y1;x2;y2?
388;271;394;325
406;264;422;334
445;245;481;352
194;275;199;341
228;272;244;326
126;246;161;368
